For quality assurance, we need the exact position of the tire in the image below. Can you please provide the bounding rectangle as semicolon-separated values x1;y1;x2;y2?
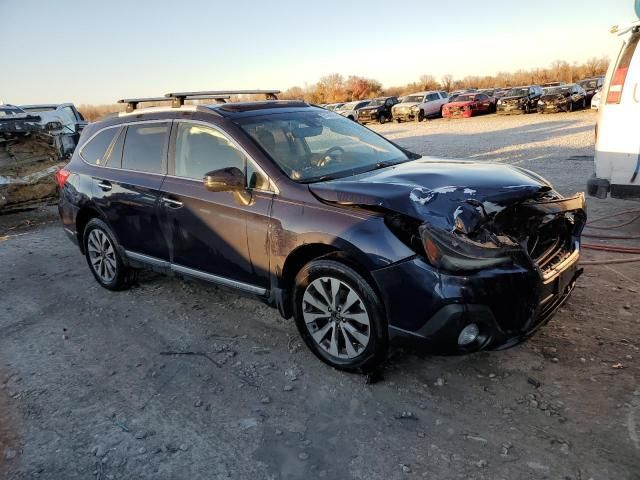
416;110;425;122
292;259;388;372
568;102;573;112
379;114;387;124
83;218;136;291
395;118;402;123
581;99;586;109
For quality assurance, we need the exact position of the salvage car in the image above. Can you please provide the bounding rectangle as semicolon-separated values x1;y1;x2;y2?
20;103;87;143
578;76;605;106
57;90;586;372
356;96;399;124
442;93;494;118
392;91;448;122
537;84;587;113
335;100;370;121
496;85;543;114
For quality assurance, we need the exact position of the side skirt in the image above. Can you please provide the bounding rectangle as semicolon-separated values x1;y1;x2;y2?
124;250;268;296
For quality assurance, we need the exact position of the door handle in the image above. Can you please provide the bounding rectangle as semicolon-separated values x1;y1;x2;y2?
97;181;112;191
162;197;183;208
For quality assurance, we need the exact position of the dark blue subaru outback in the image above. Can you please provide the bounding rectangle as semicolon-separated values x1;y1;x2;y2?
56;90;586;372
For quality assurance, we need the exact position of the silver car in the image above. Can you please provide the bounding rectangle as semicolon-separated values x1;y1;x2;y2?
335;100;371;121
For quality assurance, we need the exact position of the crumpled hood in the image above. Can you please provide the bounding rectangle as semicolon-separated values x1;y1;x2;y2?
393;102;420;109
445;101;475;108
308;157;552;231
540;93;569;102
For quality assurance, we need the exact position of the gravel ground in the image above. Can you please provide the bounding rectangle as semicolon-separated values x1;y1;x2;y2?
1;110;639;480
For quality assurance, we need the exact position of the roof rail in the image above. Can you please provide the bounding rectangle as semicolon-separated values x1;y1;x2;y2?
165;90;280;107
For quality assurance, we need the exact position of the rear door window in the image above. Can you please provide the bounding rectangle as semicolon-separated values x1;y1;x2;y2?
80;127;119;166
121;123;169;174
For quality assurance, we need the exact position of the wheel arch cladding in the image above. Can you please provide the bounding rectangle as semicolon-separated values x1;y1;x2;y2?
279;243;382;317
76;206;104;253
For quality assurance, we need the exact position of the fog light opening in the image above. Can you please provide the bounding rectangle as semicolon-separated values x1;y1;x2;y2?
458;323;480;346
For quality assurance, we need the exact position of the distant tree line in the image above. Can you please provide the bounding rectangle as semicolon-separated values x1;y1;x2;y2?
280;56;610;103
78;56;609;120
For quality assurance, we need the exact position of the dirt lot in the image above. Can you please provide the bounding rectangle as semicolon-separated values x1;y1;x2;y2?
1;110;639;480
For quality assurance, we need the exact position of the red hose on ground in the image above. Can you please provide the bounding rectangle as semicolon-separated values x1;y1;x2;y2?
579;208;640;264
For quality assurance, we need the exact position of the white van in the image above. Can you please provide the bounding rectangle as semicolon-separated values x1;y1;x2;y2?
588;20;640;199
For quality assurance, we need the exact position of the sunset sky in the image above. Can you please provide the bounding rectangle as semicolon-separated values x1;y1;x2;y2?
1;0;636;105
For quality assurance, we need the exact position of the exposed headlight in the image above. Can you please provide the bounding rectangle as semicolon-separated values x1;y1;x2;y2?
410;105;419;111
538;100;544;105
419;224;515;272
497;99;502;104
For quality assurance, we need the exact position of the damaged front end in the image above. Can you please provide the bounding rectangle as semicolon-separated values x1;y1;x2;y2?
309;161;586;352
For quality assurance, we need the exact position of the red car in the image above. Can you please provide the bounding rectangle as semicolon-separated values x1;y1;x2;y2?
442;93;495;118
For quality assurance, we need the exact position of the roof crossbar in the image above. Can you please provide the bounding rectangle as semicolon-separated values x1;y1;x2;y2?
117;94;233;112
165;90;280;107
117;97;171;113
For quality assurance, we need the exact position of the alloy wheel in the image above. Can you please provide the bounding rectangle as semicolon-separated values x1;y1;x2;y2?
302;277;370;359
87;229;117;283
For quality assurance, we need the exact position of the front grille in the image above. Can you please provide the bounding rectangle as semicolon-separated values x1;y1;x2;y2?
527;217;575;274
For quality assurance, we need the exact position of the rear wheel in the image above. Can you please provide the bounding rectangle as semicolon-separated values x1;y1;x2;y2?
293;259;387;372
83;218;136;291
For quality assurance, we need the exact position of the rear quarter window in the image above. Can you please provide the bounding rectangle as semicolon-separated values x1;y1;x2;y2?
121;123;169;174
80;128;118;166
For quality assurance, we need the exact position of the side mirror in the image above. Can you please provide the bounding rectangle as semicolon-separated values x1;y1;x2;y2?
203;167;245;192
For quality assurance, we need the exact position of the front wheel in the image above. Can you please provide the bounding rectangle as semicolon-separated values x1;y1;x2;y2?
83;218;136;291
416;110;425;122
581;99;586;109
292;259;387;372
379;114;387;124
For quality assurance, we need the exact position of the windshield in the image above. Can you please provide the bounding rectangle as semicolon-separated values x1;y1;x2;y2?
455;94;476;102
367;98;385;106
545;86;571;95
238;109;410;182
402;95;424;104
579;80;598;89
506;88;528;97
21;106;56;112
339;101;362;110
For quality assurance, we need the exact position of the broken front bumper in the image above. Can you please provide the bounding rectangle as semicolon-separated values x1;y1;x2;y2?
373;192;586;352
497;104;526;114
373;248;581;352
537;103;569;113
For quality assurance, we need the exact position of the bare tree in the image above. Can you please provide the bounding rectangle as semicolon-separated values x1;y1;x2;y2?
441;74;454;91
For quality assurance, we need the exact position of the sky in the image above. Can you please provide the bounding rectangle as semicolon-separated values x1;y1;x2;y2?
1;0;636;105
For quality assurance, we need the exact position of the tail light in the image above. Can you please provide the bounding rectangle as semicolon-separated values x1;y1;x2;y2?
56;168;71;188
606;30;639;104
606;67;628;104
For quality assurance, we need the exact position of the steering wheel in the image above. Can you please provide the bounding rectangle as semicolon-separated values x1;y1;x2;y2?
315;146;345;167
